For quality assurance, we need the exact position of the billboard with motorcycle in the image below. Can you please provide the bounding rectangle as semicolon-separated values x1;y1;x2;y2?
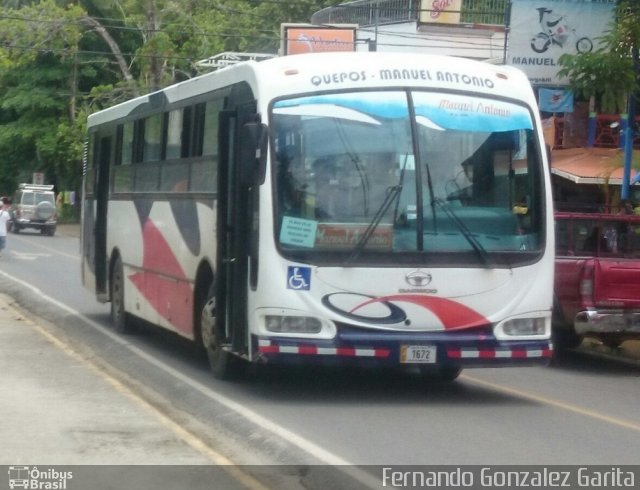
507;0;616;86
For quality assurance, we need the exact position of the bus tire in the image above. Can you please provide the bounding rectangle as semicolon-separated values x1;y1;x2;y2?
552;299;582;350
200;283;231;379
552;328;583;350
420;365;462;382
111;256;133;334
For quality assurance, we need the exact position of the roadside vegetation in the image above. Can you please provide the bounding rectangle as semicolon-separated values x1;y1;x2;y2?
557;0;640;115
0;0;333;196
1;1;638;202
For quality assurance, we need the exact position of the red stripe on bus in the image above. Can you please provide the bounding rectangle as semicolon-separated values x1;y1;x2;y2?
511;349;528;358
258;345;280;354
447;348;462;358
298;345;318;355
336;347;356;356
478;349;496;359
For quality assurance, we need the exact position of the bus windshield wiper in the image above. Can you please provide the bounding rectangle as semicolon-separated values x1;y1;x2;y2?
344;185;402;264
432;198;492;268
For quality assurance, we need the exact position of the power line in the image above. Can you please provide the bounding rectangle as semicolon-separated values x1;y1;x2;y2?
0;4;508;61
0;13;281;38
0;24;504;58
0;4;507;44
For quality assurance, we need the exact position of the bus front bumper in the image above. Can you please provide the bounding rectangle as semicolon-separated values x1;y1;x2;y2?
253;326;552;367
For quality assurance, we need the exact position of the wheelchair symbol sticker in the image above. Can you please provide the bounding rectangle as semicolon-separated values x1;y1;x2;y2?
287;266;311;290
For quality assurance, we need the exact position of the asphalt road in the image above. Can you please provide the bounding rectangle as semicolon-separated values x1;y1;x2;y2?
1;226;639;480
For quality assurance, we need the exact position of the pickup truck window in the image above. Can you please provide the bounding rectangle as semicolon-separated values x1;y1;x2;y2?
555;214;640;258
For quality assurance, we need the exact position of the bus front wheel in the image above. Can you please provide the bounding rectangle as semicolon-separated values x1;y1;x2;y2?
419;365;462;382
200;284;231;379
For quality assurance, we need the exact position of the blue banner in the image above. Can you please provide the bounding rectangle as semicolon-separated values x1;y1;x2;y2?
538;87;574;113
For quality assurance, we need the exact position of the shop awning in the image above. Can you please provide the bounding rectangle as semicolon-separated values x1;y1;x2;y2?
550;147;639;185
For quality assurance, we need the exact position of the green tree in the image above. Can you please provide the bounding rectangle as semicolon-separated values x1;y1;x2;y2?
557;0;640;114
0;0;89;193
0;0;337;196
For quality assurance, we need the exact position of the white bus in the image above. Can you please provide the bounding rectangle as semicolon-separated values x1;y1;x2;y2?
82;52;554;381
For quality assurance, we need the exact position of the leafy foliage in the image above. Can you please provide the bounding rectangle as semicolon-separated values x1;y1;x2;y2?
557;51;634;114
557;0;640;114
0;0;334;196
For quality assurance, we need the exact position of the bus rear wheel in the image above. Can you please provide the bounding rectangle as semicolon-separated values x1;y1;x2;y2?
111;256;134;334
200;284;231;379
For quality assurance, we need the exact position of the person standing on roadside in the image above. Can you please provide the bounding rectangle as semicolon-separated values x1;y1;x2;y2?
0;197;10;257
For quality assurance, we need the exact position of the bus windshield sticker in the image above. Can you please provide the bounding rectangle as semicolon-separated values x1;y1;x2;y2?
280;216;318;248
412;93;533;132
315;224;394;250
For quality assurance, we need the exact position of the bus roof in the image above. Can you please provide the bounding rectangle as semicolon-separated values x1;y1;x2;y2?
88;52;535;129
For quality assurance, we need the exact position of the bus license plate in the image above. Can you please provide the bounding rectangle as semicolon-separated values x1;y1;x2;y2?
400;345;436;364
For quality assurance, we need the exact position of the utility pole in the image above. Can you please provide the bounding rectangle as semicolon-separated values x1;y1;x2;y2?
621;45;639;200
371;0;380;52
503;0;511;64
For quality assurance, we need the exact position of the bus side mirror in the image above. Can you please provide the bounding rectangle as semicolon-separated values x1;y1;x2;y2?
239;122;268;186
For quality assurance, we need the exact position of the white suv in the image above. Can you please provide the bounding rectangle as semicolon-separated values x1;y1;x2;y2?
10;184;57;236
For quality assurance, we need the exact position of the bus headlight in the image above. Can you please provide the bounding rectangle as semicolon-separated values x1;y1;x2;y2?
265;315;322;334
501;317;546;336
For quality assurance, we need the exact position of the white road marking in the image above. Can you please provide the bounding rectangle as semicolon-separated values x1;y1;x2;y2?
11;234;79;260
11;251;52;261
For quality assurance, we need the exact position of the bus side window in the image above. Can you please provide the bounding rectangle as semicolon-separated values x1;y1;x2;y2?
113;123;134;193
202;99;223;157
166;108;184;160
143;113;163;163
192;103;206;157
121;122;134;165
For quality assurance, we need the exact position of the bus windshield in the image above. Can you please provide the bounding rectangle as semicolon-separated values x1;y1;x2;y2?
271;90;544;266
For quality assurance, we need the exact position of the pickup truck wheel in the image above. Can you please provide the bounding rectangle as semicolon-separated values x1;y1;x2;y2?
553;328;583;350
600;334;623;349
552;299;582;349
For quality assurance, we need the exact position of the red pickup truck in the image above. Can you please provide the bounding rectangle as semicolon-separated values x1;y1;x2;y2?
553;212;640;350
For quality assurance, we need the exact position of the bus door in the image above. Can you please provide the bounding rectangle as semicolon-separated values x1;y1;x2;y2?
82;132;111;301
94;133;112;300
216;102;258;353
